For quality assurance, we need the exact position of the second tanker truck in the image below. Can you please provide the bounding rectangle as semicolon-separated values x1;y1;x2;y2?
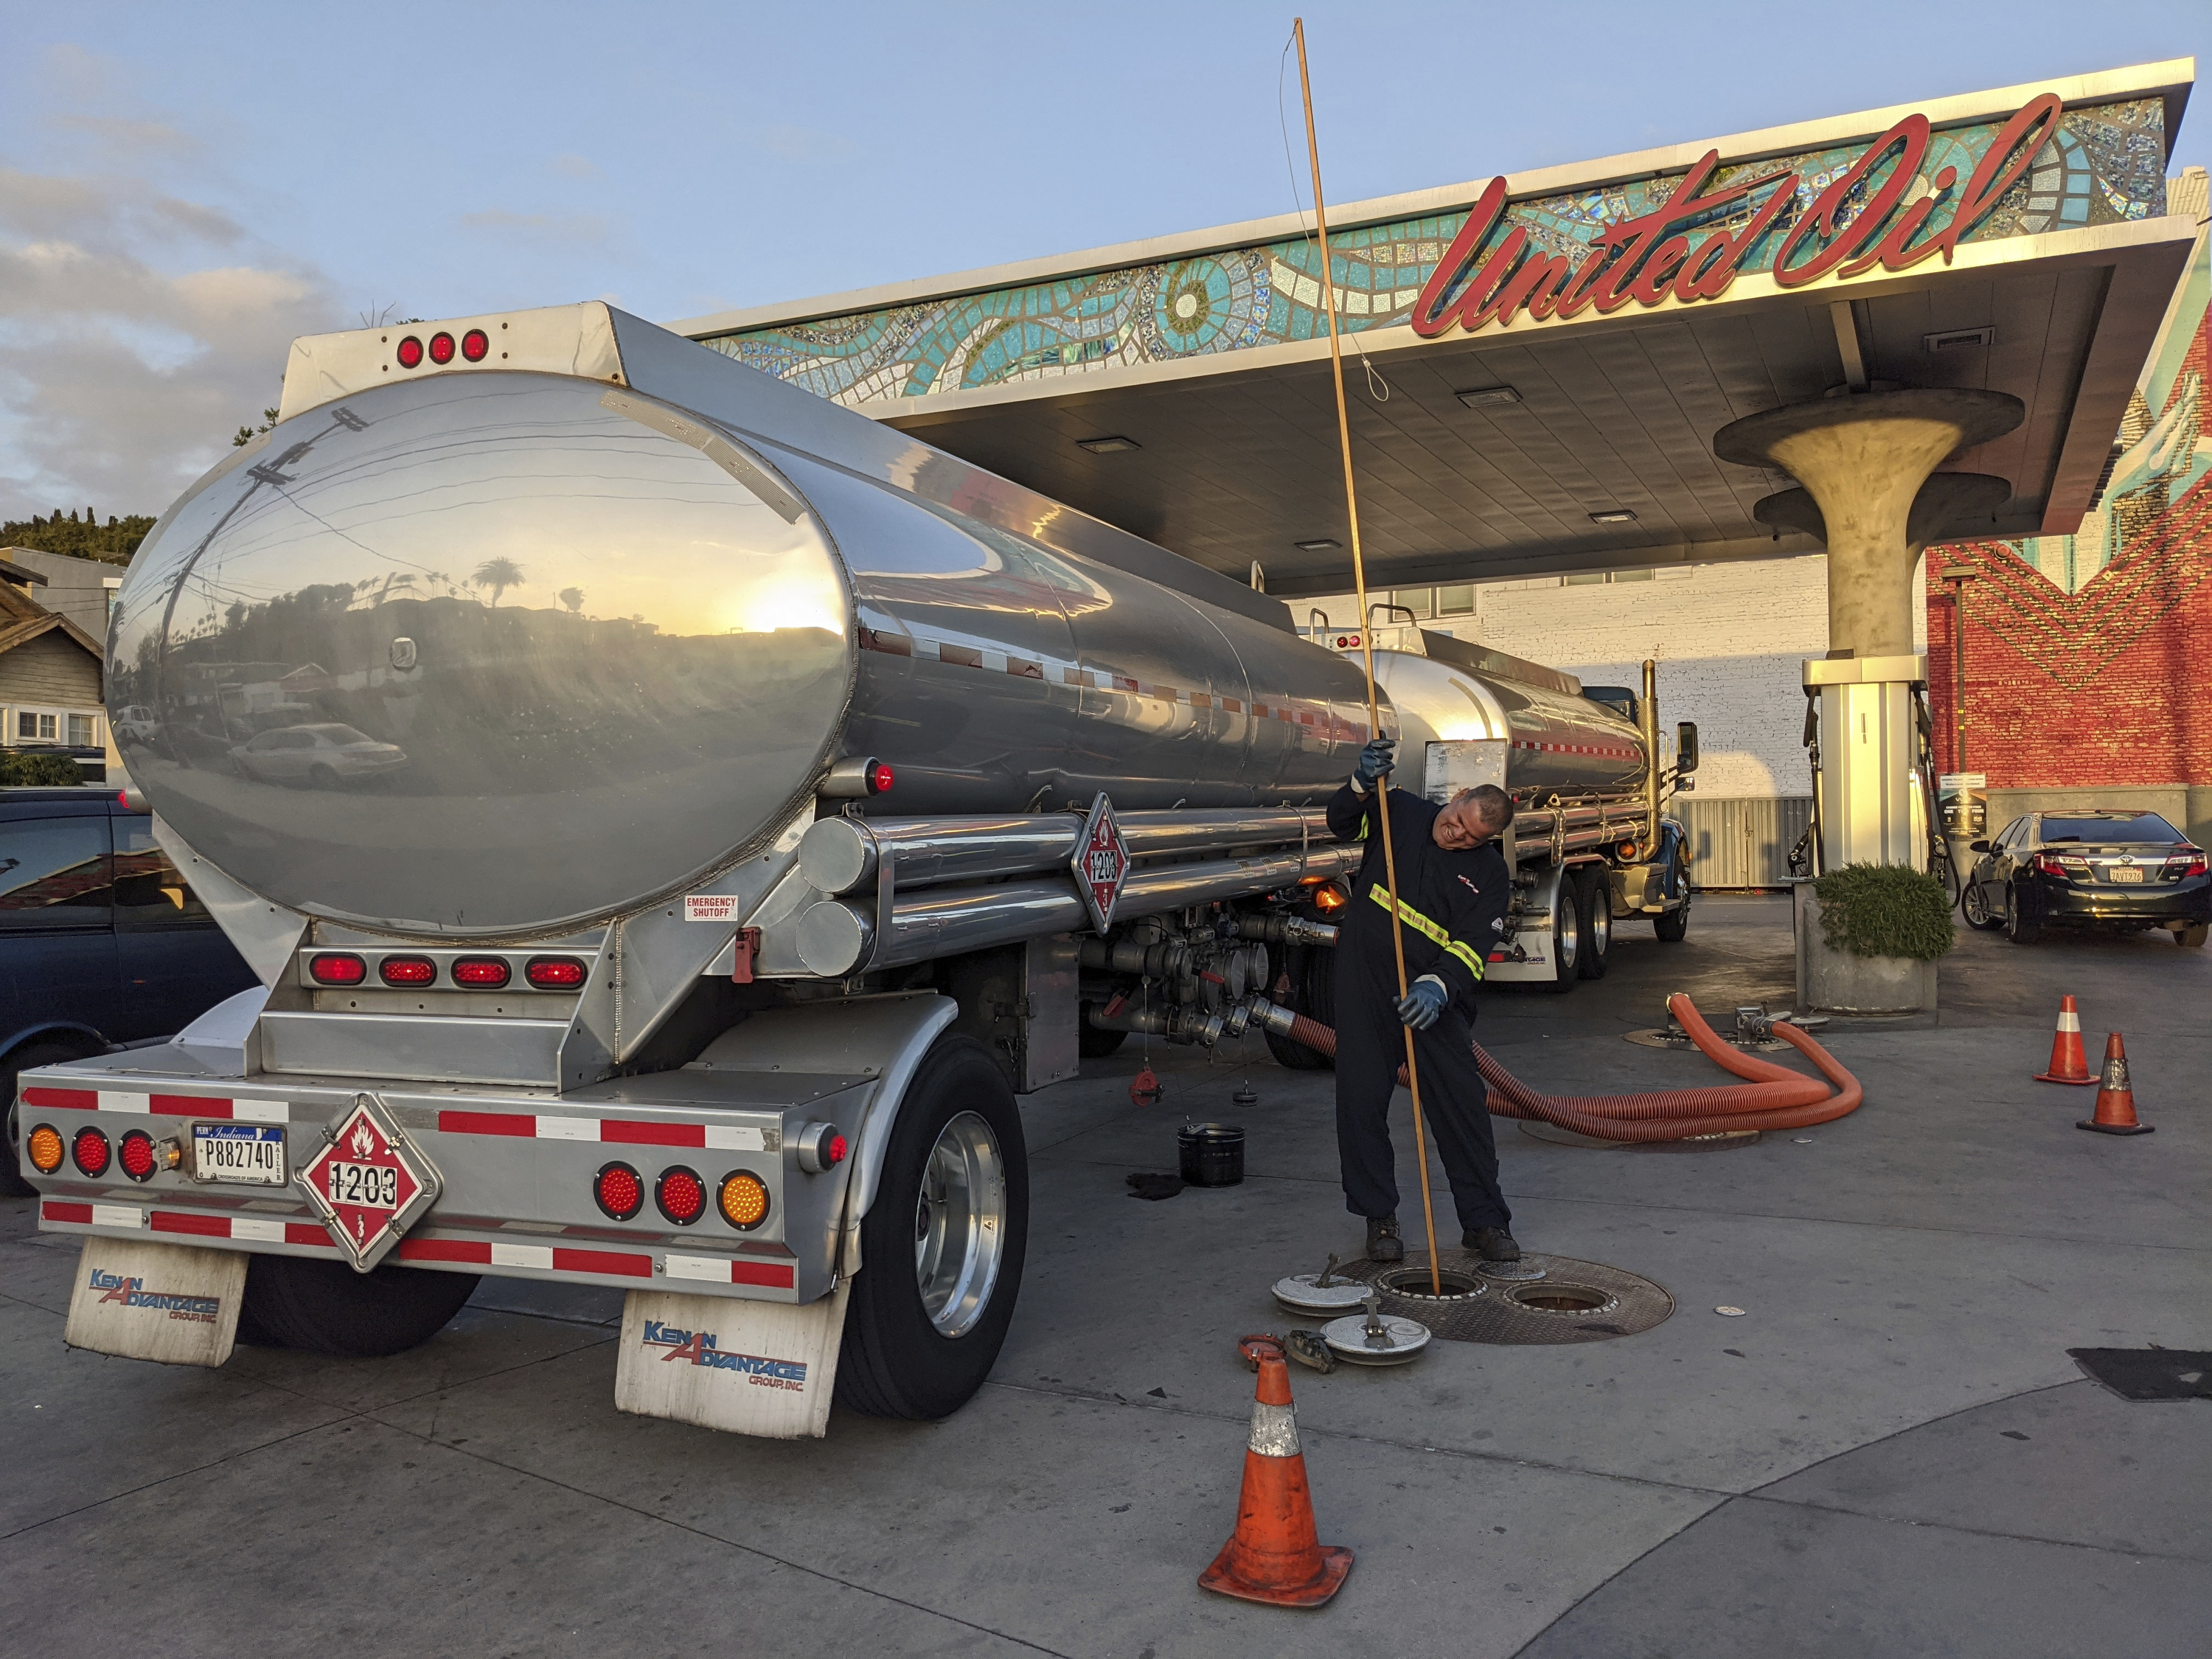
17;302;1692;1436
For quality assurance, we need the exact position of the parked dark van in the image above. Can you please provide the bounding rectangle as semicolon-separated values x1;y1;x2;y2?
1;787;257;1192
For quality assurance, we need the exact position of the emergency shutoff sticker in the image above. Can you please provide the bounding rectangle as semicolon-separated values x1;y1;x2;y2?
296;1095;441;1272
1072;793;1130;933
684;894;741;922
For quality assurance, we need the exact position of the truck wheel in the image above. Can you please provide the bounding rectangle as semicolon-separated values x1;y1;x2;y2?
838;1034;1028;1420
1077;1021;1128;1060
1265;945;1335;1071
1573;867;1610;981
1653;900;1690;943
236;1255;480;1357
1545;874;1582;992
2;1039;102;1198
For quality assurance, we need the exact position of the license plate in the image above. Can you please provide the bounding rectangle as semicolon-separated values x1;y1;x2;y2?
192;1123;286;1185
2109;866;2143;883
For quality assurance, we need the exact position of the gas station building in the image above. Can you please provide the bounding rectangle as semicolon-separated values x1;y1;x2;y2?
677;60;2206;878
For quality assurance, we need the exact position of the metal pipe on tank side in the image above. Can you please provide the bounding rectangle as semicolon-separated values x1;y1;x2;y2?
1642;658;1662;857
798;807;1341;897
791;844;1364;975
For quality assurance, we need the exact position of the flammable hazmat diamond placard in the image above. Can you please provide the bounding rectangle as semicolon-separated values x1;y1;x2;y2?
296;1093;442;1272
1071;791;1130;933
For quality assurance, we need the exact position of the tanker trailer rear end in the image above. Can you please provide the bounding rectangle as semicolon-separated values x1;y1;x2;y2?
21;303;1379;1435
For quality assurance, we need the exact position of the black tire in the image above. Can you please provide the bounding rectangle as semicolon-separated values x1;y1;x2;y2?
1543;872;1582;992
1077;1020;1128;1060
837;1034;1029;1420
1961;878;2002;931
236;1255;480;1357
2003;883;2042;945
1653;847;1692;941
2;1038;102;1198
1573;866;1610;981
1263;942;1335;1071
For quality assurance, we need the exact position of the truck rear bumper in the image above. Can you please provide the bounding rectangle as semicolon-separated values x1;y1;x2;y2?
20;1064;869;1304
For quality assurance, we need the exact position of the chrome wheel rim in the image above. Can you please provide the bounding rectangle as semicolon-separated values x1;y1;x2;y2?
1556;887;1581;971
1963;883;1990;926
1588;891;1611;956
913;1110;1007;1338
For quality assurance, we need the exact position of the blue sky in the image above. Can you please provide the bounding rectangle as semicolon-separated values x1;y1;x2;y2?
1;0;2205;521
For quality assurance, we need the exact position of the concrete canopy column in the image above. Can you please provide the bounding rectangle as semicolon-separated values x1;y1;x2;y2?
1715;389;2024;657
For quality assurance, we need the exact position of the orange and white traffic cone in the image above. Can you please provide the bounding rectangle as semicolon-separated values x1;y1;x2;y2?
2077;1034;2152;1135
1198;1346;1354;1608
2034;995;2096;1085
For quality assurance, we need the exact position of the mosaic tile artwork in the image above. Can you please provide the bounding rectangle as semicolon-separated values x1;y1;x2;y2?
702;99;2168;408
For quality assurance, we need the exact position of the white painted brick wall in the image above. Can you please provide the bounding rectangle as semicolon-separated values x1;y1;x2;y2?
1301;555;1926;801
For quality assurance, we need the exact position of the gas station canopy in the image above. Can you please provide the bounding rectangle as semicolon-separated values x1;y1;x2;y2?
677;61;2197;599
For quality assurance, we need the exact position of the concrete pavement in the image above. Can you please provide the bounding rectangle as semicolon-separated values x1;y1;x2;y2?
2;897;2204;1656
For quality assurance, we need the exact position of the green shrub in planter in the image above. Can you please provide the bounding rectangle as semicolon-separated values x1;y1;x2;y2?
0;751;83;785
1813;863;1955;961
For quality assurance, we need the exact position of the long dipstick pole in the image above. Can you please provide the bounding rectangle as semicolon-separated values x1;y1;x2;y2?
1293;19;1442;1295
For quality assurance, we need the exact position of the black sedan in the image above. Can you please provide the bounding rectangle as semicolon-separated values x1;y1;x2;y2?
1962;810;2210;947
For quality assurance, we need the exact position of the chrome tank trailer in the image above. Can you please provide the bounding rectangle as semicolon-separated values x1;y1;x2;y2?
108;307;1374;941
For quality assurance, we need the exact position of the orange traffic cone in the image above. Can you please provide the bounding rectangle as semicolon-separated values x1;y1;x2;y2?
2078;1034;2152;1135
1198;1346;1353;1607
2034;995;2096;1085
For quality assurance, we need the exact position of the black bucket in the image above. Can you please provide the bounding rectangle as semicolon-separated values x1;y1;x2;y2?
1178;1121;1245;1188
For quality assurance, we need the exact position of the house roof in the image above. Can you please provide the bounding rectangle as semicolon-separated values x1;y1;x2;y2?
0;573;104;663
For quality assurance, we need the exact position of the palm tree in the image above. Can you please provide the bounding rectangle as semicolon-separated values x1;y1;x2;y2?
558;587;585;614
472;557;525;607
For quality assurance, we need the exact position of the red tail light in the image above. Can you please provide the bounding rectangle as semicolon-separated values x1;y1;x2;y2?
2033;852;2087;879
428;331;456;365
452;957;510;987
869;761;894;795
72;1127;111;1178
379;956;436;986
310;953;367;985
525;956;586;989
396;335;425;369
655;1166;706;1225
2169;850;2208;878
593;1162;644;1222
119;1130;157;1181
461;328;490;361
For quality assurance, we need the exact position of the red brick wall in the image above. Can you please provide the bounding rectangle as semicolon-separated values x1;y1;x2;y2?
1924;469;2212;787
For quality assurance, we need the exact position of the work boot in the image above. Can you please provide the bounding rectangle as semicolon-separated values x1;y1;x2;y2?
1465;1227;1521;1262
1365;1216;1405;1263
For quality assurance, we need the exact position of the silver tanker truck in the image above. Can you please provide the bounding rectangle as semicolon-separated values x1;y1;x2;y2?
17;303;1692;1436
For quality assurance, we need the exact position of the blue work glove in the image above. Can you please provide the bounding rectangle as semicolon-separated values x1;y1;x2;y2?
1396;975;1449;1030
1353;737;1397;790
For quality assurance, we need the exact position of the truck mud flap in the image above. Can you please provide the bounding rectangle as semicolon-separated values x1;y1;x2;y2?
615;1282;852;1440
64;1238;248;1368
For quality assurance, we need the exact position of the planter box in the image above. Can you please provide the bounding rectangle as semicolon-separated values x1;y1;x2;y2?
1793;884;1938;1015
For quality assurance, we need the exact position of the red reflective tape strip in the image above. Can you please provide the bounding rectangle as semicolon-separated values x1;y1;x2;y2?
552;1247;653;1279
151;1093;224;1117
599;1119;705;1148
23;1087;95;1110
42;1200;93;1222
731;1260;796;1289
151;1210;231;1237
287;1222;332;1246
438;1110;536;1137
400;1238;493;1265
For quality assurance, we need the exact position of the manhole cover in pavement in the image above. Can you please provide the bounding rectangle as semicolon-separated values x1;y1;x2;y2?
1337;1251;1673;1344
1518;1120;1761;1152
1624;1026;1787;1053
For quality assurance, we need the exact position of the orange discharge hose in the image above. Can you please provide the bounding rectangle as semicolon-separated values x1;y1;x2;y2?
1284;994;1862;1142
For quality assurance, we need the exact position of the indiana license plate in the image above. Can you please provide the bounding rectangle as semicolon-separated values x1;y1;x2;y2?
2109;866;2143;883
192;1123;286;1185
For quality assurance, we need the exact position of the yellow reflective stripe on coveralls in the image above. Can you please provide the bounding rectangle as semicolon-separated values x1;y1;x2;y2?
1368;885;1486;979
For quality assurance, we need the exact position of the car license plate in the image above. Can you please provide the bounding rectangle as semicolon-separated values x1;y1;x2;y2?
192;1123;286;1185
2110;866;2143;883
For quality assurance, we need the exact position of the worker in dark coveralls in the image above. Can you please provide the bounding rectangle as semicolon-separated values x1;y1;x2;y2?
1326;737;1520;1264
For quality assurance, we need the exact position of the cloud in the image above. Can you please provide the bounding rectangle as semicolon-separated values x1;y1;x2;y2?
0;167;341;521
460;208;613;246
548;153;600;180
